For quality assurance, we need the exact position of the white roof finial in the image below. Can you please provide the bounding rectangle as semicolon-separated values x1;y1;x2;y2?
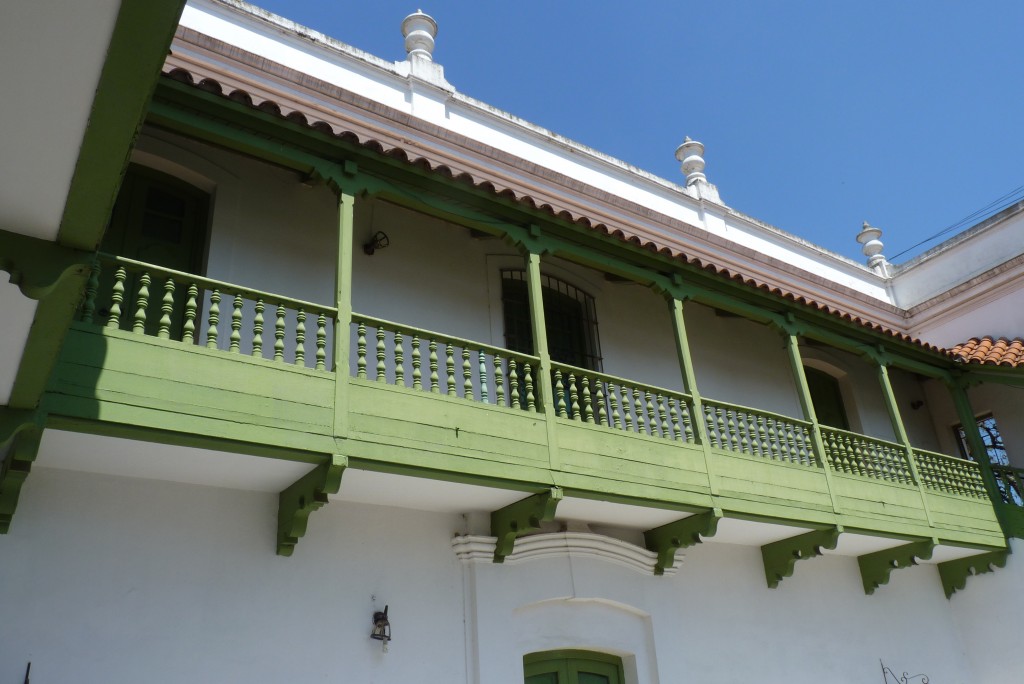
402;10;437;62
857;221;890;275
675;137;706;186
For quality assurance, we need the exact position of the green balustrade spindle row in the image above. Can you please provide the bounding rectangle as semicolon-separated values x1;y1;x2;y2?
79;255;334;371
701;399;815;466
352;314;539;412
820;426;913;484
550;362;697;444
913;448;987;498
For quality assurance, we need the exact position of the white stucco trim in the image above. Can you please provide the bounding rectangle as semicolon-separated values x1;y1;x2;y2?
451;533;679;576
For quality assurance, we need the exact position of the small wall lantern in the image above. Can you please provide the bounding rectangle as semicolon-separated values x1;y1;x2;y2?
371;605;391;652
363;231;390;255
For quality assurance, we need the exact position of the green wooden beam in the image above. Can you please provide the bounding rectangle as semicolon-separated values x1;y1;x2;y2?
761;526;843;588
0;230;93;300
938;549;1009;599
523;245;562;470
491;487;563;563
644;508;723;575
58;0;187;251
0;423;43;534
858;538;936;595
877;362;934;527
333;188;356;439
277;454;347;556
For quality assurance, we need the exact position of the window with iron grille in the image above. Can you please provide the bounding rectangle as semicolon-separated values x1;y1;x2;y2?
955;413;1008;465
501;269;602;372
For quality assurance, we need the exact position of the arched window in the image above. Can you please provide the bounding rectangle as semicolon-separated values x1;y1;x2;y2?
501;269;602;371
804;366;849;430
524;650;624;684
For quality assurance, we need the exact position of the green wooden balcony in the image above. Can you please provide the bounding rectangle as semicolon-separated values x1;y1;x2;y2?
45;255;1006;560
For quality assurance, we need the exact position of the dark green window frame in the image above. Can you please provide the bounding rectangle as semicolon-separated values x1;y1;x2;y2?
524;650;625;684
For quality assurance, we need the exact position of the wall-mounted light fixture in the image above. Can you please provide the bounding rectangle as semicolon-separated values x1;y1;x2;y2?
371;605;391;652
363;231;390;255
910;400;924;411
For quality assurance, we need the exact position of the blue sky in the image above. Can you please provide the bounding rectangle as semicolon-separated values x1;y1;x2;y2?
255;1;1024;263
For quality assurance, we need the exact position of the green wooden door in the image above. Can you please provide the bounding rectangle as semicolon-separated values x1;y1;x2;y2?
524;650;624;684
100;164;210;335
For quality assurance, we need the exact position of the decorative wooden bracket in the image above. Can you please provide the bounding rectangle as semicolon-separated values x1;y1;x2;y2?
0;230;93;300
644;508;723;575
276;455;347;557
0;423;43;534
938;549;1009;598
858;538;936;595
490;487;563;563
761;526;843;588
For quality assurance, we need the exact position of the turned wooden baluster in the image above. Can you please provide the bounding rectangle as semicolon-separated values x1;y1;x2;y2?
356;322;367;378
158;277;175;340
610;385;622;429
81;256;100;323
429;340;439;393
681;401;694;443
132;272;151;334
568;373;580;421
394;330;405;387
412;335;422;390
703;406;718;447
229;293;243;352
183;284;198;345
757;415;770;458
524;363;535;412
252;299;264;357
493;354;504;406
446;343;457;397
554;370;567;418
508;359;519;408
657;395;670;439
295;309;306;367
582;377;594;424
595;380;607;426
107;266;127;329
462;348;473;398
478;350;489;403
623;387;634;431
206;289;221;349
645;392;658;437
376;326;387;382
274;304;286;362
315;314;327;371
632;388;645;434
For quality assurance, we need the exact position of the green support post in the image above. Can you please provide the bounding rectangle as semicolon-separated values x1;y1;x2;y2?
668;295;718;495
876;361;933;527
946;378;1007;530
491;487;563;563
781;326;841;514
333;183;357;440
644;508;722;575
761;526;843;588
524;242;561;469
277;454;347;556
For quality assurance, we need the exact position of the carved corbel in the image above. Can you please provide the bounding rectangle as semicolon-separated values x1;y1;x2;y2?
0;418;43;534
858;538;936;594
761;526;843;588
644;508;722;575
276;454;347;557
490;487;562;563
938;548;1009;598
0;230;93;300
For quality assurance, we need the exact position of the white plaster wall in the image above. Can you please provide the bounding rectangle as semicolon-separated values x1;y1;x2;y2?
0;465;989;684
685;303;802;417
949;538;1024;684
0;467;468;684
913;284;1024;347
889;368;942;452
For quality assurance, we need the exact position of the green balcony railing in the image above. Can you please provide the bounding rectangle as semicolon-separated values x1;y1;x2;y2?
991;464;1024;506
913;447;987;498
351;313;541;412
80;254;337;370
701;398;816;467
549;361;697;443
820;426;914;484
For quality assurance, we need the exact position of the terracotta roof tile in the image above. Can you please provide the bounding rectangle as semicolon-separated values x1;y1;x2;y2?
950;337;1024;367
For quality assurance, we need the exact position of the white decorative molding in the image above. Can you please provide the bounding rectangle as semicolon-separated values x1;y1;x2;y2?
451;532;679;576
